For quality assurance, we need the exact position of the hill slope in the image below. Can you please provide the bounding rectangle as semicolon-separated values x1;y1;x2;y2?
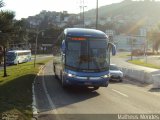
85;0;160;24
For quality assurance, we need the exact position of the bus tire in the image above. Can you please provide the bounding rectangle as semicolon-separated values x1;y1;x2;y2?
53;64;56;73
119;79;123;82
53;64;58;79
93;86;99;90
61;71;67;88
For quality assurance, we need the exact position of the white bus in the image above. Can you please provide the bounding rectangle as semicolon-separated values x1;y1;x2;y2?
6;50;31;64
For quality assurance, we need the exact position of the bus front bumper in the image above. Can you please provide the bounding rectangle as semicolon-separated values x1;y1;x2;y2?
64;76;109;87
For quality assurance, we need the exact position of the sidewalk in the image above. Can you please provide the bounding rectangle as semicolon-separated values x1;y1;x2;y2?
111;56;158;72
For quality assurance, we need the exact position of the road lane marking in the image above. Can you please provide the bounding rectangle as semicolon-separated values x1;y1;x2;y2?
42;67;62;120
112;89;128;97
120;80;160;96
42;69;59;114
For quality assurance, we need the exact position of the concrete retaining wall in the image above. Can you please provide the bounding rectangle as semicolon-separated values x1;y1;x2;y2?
119;67;153;84
152;74;160;88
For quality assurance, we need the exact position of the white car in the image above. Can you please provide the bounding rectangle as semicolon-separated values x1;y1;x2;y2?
109;64;123;82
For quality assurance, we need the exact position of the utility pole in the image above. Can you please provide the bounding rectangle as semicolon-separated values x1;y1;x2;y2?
128;35;133;61
81;0;86;28
79;0;82;26
144;36;148;63
80;6;82;21
146;36;148;63
96;0;98;29
83;5;85;28
131;38;133;61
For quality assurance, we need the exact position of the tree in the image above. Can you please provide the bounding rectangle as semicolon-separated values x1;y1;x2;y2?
11;19;29;47
0;0;3;65
0;4;15;77
0;0;4;8
147;28;160;54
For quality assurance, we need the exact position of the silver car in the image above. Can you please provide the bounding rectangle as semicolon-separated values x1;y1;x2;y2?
109;64;123;82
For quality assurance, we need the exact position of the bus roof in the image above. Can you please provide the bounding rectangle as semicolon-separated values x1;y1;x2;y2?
64;28;108;38
7;50;31;53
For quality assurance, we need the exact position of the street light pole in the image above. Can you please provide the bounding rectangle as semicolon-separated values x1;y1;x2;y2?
131;37;133;61
96;0;98;29
33;29;44;67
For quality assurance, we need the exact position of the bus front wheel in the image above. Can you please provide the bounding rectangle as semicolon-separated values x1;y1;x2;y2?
53;64;58;79
93;86;99;90
61;71;67;88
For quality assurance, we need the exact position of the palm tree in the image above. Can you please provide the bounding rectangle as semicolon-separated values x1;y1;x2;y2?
0;9;15;77
13;19;29;46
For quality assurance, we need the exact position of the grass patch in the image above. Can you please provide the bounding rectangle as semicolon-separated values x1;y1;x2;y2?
128;59;160;69
115;52;131;58
0;58;52;120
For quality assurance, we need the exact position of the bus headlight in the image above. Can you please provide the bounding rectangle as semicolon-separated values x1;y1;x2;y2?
67;73;76;77
101;74;110;78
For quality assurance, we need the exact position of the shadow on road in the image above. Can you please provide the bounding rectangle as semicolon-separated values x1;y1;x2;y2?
34;74;100;113
109;77;151;88
148;88;160;92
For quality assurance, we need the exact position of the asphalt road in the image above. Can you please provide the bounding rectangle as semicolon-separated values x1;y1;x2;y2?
34;61;160;120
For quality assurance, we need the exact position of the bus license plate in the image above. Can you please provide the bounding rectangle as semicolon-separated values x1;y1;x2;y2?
84;82;92;85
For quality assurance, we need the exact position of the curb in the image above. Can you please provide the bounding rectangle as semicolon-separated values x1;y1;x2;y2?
32;65;45;118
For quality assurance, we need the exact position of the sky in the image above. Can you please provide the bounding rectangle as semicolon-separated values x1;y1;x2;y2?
2;0;123;20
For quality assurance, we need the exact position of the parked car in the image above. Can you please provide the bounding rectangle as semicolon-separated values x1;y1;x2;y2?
109;64;123;82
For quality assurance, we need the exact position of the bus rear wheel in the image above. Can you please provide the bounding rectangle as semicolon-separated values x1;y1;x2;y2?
53;64;58;79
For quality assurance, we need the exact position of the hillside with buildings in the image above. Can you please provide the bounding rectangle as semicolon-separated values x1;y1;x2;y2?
7;0;160;52
85;0;160;32
25;0;160;34
83;0;160;51
85;0;160;26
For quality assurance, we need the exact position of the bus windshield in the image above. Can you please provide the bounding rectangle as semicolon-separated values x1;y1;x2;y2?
7;52;16;61
66;37;109;72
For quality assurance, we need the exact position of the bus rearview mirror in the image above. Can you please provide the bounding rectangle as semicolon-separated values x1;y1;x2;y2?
61;40;65;53
108;43;116;56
